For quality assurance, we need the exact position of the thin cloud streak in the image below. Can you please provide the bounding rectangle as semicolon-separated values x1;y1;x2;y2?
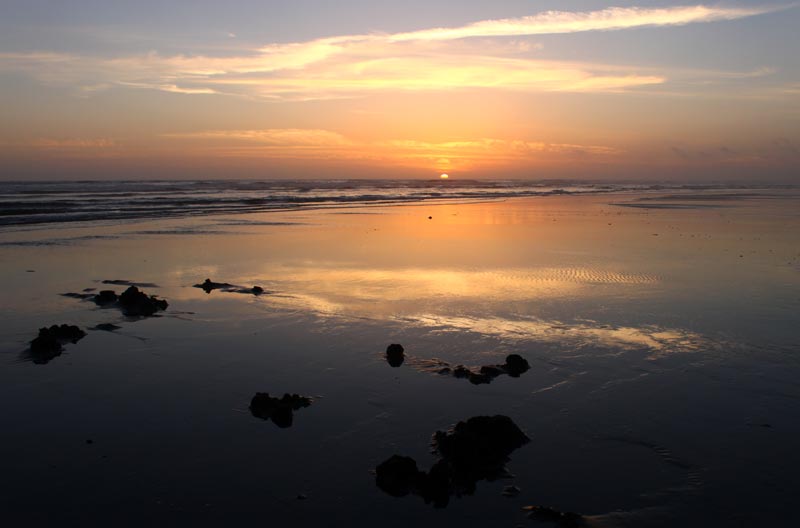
387;4;783;41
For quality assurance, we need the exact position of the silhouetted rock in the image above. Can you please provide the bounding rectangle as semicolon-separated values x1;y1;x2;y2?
376;455;421;497
194;278;268;296
249;393;313;428
433;415;530;467
194;278;235;294
504;354;530;377
452;365;471;378
118;286;168;316
93;323;122;332
405;354;531;385
468;372;493;385
524;505;583;527
386;343;405;368
29;324;86;363
93;290;118;305
479;365;504;377
376;415;529;508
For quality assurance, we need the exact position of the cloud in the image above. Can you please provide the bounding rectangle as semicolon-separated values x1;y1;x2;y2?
387;4;781;41
0;4;784;100
164;128;622;169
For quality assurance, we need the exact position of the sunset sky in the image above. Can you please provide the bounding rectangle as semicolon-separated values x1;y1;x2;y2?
1;1;798;181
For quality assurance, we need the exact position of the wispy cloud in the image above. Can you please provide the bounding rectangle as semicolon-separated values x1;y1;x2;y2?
387;4;781;41
163;128;622;169
0;4;785;100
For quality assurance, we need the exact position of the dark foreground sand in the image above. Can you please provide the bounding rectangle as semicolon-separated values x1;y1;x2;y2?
1;191;799;526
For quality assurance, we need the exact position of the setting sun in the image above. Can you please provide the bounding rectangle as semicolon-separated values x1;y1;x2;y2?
440;173;449;179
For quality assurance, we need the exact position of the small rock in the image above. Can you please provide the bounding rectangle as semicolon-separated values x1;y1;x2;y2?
504;354;530;377
386;343;405;368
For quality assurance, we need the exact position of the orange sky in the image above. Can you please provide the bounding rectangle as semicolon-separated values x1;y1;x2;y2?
0;2;798;180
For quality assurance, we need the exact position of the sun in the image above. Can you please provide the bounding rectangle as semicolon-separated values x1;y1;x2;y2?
440;173;449;179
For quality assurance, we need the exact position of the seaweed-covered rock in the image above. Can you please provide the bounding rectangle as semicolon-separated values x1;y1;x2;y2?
504;354;530;377
376;415;529;508
249;393;313;428
433;415;530;467
375;455;421;497
524;505;584;527
93;290;118;306
118;286;168;316
29;324;86;363
194;278;235;294
386;343;405;368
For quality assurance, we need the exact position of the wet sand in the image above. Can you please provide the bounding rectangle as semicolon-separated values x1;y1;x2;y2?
1;191;799;526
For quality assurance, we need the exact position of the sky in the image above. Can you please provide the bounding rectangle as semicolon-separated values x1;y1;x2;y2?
0;1;798;181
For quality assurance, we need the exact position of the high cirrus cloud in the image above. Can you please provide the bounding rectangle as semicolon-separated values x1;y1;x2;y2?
0;4;785;100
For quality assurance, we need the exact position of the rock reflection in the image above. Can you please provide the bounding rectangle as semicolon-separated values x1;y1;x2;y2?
375;415;529;507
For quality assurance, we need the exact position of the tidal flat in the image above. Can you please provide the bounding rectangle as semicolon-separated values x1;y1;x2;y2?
1;189;799;527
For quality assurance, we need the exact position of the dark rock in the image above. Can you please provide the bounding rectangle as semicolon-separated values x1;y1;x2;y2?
386;343;405;368
479;365;504;377
468;372;493;385
452;365;471;378
93;323;122;332
194;278;235;294
249;393;313;428
93;290;118;305
252;286;264;295
118;286;168;316
504;354;530;377
433;415;530;467
376;415;529;508
29;324;87;363
524;506;583;527
376;455;421;497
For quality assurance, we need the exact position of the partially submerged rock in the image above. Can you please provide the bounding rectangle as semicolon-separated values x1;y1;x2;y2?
119;286;168;316
386;343;405;368
249;393;313;428
92;323;122;332
433;415;530;468
194;278;268;296
29;324;86;363
93;290;118;305
195;278;235;294
523;505;584;527
63;284;168;317
504;354;530;377
376;415;529;507
403;354;531;385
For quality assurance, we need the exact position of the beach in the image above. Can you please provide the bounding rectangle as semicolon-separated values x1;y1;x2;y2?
1;185;799;526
